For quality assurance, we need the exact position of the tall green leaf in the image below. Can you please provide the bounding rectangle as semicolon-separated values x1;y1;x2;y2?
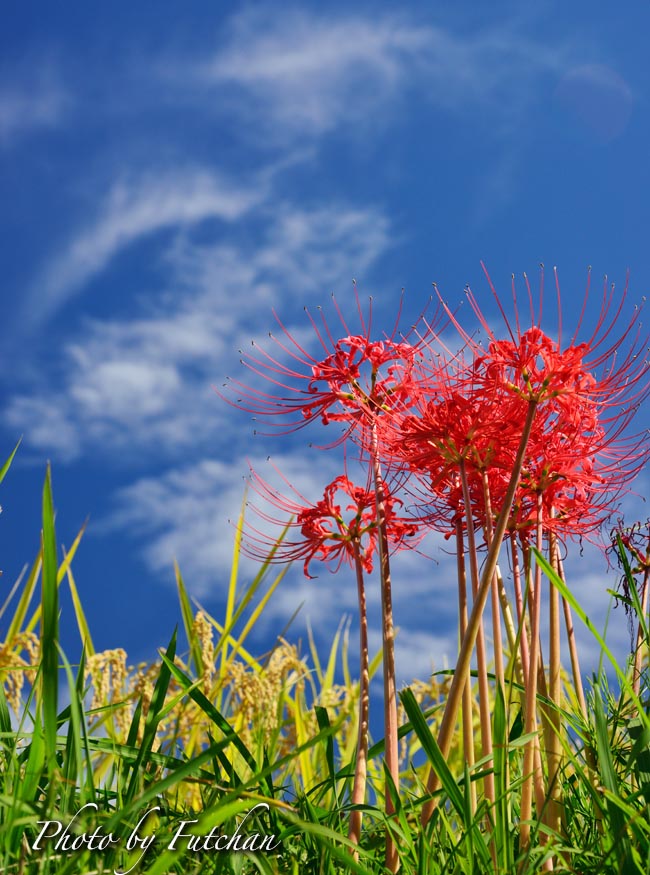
40;464;59;775
0;439;20;485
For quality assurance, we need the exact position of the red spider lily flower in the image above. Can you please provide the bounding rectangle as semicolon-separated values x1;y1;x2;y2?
480;325;597;404
397;382;520;482
442;264;649;412
492;408;605;537
243;465;421;578
391;394;504;532
381;348;524;531
219;286;443;446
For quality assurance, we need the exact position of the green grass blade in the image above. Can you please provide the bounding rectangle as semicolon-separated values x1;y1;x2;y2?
226;564;289;663
19;716;45;808
533;547;645;719
58;644;84;813
40;464;59;775
66;559;94;656
400;687;464;818
315;706;336;788
221;493;246;675
160;651;260;779
55;519;86;585
124;628;177;803
0;439;20;485
0;682;11;740
5;553;41;643
174;560;204;677
212;521;292;663
322;617;346;693
493;683;514;872
593;686;636;873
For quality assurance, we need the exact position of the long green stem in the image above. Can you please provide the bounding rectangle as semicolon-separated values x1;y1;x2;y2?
455;517;477;815
519;495;546;856
556;553;601;835
421;398;538;827
348;542;370;853
370;423;399;873
545;525;563;839
511;534;531;674
481;472;505;692
459;460;494;807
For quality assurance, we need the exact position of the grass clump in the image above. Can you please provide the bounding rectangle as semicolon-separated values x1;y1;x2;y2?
0;445;648;873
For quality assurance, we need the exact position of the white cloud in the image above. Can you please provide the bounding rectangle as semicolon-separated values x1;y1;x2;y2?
33;168;264;325
0;78;67;144
3;396;81;462
393;630;456;689
102;451;345;598
99;448;461;669
201;9;428;137
7;201;391;462
194;8;569;141
168;202;391;305
69;359;181;421
104;457;246;590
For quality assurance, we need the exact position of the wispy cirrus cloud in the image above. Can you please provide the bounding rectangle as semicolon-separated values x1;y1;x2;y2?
193;7;571;141
6;200;392;462
0;76;68;145
102;451;346;600
199;9;428;138
181;5;576;222
31;167;265;326
16;7;578;333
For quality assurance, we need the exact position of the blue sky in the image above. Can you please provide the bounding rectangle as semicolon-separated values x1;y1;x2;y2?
1;1;649;686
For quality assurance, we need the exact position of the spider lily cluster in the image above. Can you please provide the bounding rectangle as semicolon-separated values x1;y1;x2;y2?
221;266;649;871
